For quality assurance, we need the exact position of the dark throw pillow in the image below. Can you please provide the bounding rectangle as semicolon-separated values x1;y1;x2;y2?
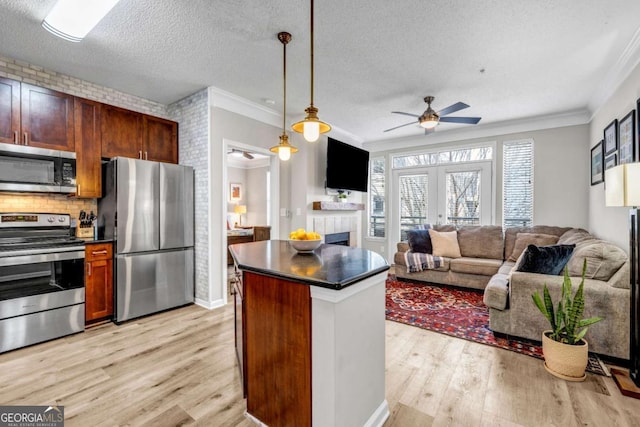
407;229;433;253
516;244;576;275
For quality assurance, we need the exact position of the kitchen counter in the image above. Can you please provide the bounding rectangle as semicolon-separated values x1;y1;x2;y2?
230;240;389;427
229;239;389;290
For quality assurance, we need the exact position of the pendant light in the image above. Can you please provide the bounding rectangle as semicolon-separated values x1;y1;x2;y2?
271;32;298;161
291;0;331;142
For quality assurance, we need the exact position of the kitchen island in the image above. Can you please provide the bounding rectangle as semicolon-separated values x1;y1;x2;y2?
229;240;390;427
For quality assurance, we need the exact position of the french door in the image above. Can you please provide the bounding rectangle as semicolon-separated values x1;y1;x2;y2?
391;161;492;243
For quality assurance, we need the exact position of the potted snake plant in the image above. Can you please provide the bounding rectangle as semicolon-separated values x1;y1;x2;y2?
531;259;603;381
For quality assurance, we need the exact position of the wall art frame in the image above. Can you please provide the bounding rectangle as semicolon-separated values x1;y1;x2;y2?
591;140;604;185
604;119;618;156
229;182;243;202
619;109;636;165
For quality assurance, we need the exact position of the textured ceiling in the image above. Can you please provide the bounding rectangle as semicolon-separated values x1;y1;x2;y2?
1;0;640;144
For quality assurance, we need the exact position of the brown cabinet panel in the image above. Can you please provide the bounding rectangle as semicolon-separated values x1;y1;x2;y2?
143;115;178;163
85;243;114;324
101;104;143;159
0;77;20;144
74;98;102;198
20;83;74;151
244;271;311;426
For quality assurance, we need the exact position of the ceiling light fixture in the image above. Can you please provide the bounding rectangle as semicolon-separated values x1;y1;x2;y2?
271;32;298;162
419;96;440;129
42;0;121;42
291;0;331;142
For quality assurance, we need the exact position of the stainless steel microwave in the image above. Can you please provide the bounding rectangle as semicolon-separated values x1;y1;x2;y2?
0;144;76;193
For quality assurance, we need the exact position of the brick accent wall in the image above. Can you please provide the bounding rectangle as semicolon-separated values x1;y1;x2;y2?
0;192;96;219
168;89;209;302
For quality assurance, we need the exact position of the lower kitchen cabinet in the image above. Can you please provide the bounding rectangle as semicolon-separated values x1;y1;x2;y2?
85;242;113;325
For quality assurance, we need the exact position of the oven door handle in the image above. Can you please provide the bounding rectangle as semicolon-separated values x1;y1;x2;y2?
0;250;85;267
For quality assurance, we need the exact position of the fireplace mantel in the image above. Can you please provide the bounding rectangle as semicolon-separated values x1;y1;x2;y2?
312;201;364;211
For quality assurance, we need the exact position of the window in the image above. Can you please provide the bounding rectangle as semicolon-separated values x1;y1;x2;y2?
369;157;385;237
503;140;533;228
393;145;493;168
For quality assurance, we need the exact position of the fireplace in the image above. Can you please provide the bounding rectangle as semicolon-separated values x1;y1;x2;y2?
325;232;349;246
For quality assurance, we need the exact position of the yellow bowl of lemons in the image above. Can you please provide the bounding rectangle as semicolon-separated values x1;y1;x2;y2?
289;228;322;252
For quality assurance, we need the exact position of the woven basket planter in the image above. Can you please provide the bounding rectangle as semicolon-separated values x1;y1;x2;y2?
542;331;588;381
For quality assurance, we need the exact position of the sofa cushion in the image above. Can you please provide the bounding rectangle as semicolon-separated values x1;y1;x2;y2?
566;240;627;283
429;229;461;258
397;242;410;252
449;257;502;276
557;228;594;245
457;225;504;260
407;229;432;253
516;244;576;275
508;233;559;262
504;226;571;261
483;273;510;310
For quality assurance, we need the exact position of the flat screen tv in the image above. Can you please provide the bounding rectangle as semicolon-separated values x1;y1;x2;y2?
326;137;369;192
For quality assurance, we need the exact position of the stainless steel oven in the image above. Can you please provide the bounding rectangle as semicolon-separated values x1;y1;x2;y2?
0;213;85;353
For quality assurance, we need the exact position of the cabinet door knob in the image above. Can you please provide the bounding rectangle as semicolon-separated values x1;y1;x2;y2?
23;132;28;145
86;263;91;277
145;151;148;160
13;131;18;144
139;150;143;159
91;250;108;255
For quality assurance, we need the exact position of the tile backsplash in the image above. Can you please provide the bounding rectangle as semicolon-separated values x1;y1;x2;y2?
0;193;97;221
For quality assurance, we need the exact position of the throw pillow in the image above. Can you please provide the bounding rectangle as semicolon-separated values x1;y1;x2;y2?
508;233;559;262
516;244;576;275
407;229;432;253
429;229;461;258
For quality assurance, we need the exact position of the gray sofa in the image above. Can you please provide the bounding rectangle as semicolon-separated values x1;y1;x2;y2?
392;225;630;359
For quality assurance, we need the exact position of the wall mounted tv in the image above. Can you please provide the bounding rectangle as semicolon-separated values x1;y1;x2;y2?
326;137;370;192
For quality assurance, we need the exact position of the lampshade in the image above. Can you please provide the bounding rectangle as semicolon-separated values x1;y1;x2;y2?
234;205;247;215
605;163;640;207
42;0;121;42
271;32;298;161
291;0;331;142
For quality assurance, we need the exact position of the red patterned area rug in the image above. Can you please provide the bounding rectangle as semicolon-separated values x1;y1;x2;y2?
385;277;609;376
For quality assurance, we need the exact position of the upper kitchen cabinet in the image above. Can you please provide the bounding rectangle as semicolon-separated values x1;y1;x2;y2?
102;105;178;164
0;77;20;144
101;104;143;159
20;83;74;151
143;115;178;163
74;97;102;198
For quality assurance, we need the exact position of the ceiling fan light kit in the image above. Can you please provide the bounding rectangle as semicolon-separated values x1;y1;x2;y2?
271;31;298;161
292;0;331;142
385;95;481;135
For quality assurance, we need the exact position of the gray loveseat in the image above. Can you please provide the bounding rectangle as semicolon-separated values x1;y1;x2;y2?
392;225;630;359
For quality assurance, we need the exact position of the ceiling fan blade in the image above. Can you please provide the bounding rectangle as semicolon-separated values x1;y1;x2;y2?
437;102;469;116
391;111;420;118
383;121;417;132
243;151;254;160
439;116;482;125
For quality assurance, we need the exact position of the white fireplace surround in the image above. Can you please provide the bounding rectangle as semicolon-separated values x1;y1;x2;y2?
312;215;358;246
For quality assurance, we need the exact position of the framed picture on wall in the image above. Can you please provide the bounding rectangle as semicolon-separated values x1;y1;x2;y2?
604;119;618;156
229;183;242;202
591;141;604;185
604;152;617;170
618;109;636;165
637;98;640;161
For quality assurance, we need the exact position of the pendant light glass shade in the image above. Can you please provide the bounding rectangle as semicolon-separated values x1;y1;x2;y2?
292;0;331;142
270;32;298;161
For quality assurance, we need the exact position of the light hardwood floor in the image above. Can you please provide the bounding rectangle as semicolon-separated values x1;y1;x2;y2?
1;302;639;427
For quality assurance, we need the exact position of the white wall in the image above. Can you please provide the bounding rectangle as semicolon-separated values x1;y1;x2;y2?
246;165;270;226
589;59;640;253
362;124;590;261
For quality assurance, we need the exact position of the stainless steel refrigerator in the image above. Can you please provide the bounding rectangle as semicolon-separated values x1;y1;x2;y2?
99;157;194;322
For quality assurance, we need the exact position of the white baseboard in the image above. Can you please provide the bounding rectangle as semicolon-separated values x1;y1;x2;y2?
195;297;225;310
365;400;390;427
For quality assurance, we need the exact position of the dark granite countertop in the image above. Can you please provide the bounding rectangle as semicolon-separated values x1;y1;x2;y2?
80;238;114;244
229;240;390;290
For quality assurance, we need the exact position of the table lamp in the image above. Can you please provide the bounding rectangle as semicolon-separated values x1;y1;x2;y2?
605;162;640;398
234;205;247;227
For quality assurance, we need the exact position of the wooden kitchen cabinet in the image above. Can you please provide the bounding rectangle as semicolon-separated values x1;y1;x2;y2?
74;98;102;198
20;83;74;151
0;77;20;145
85;242;114;324
101;104;143;159
143;115;178;163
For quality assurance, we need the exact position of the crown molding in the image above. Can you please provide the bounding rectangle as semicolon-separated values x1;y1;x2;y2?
363;109;591;152
588;26;640;118
208;86;281;128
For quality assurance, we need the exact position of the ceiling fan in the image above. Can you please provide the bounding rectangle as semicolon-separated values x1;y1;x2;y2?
384;96;481;134
228;149;254;160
